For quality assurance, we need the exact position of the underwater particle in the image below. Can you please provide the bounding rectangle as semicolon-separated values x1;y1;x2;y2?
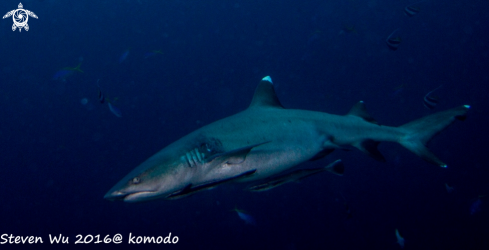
144;50;163;59
81;98;88;105
119;49;130;63
470;195;484;215
445;183;454;193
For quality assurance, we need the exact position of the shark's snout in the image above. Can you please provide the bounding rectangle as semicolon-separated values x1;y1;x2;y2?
103;190;126;201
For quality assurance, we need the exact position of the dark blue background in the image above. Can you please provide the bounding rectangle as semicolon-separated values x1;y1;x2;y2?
0;0;488;249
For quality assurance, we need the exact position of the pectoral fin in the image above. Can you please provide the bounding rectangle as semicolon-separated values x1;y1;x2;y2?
247;179;287;192
166;169;257;199
248;160;344;192
207;141;269;165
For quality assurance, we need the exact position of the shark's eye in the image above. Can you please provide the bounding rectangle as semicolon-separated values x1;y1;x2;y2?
132;177;141;184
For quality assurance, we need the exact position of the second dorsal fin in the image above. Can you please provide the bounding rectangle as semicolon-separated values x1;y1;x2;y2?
347;101;378;124
248;76;284;109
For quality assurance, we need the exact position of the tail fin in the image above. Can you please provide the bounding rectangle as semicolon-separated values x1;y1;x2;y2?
399;105;470;167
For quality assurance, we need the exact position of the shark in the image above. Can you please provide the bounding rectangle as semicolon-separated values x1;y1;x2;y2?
104;76;469;202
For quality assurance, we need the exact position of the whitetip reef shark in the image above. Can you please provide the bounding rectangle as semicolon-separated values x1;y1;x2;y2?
104;76;469;202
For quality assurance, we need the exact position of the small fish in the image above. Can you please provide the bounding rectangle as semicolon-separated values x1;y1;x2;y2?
395;228;405;248
423;85;442;110
233;208;257;226
386;29;401;51
404;5;420;17
98;88;105;104
53;69;75;80
53;63;83;80
144;50;163;59
390;84;405;97
404;1;426;17
342;24;356;34
445;183;454;193
108;102;122;118
470;195;484;215
119;49;130;64
96;79;105;104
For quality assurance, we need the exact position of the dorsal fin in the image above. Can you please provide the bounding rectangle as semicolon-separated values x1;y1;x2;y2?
347;101;378;124
248;76;284;109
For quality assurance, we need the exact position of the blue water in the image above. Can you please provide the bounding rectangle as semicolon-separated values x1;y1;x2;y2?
1;0;488;249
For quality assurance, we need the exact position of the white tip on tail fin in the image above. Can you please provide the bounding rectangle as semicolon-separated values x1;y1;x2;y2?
398;105;469;167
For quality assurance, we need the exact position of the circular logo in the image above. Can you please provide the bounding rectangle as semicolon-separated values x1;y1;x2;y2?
13;9;28;26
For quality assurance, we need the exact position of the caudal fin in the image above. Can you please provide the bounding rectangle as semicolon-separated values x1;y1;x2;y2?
399;105;470;167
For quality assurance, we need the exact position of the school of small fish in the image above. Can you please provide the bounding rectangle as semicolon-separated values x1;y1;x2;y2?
53;48;163;118
386;1;427;51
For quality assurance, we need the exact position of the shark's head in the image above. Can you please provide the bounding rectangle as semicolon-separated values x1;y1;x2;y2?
104;133;226;202
104;153;191;202
104;140;201;202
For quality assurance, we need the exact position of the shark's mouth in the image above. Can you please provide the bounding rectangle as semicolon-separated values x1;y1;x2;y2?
104;190;158;202
122;191;159;202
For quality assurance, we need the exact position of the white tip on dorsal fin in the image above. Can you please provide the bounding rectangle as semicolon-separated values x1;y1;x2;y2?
346;101;378;124
249;76;284;109
262;76;273;84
